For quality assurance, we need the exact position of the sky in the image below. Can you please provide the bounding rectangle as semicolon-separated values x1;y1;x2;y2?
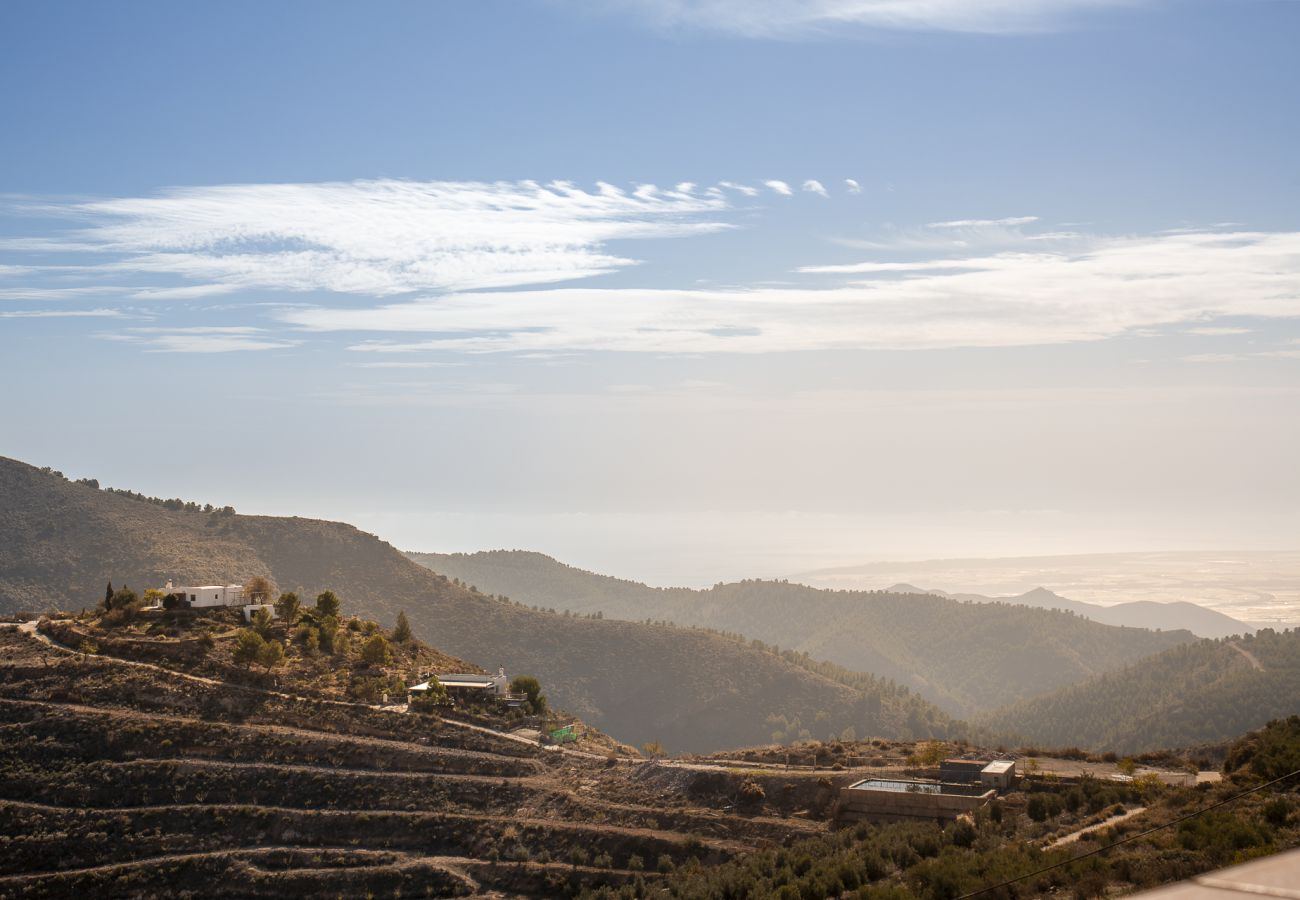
1;0;1298;586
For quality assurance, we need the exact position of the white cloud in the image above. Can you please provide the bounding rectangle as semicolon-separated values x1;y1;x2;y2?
101;326;301;353
0;307;122;319
595;0;1149;35
802;179;829;197
927;216;1040;229
798;259;980;275
764;180;793;196
277;229;1300;354
1186;326;1251;336
19;179;733;297
845;179;862;194
351;361;467;369
718;181;760;197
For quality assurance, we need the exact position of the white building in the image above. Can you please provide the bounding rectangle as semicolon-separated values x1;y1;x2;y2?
165;580;246;608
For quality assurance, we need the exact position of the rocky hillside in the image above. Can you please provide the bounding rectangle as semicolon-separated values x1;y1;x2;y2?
0;456;957;752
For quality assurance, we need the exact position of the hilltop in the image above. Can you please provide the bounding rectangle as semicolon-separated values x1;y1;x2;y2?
0;456;957;752
889;584;1254;640
978;628;1300;753
407;550;1193;716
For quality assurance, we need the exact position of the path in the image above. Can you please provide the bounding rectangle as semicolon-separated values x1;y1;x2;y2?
1229;641;1265;672
1044;806;1148;850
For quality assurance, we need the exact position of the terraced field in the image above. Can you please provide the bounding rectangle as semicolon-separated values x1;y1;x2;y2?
0;627;823;899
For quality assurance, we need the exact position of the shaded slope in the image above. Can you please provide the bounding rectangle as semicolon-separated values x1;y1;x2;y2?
0;456;956;752
408;550;1193;716
976;628;1300;753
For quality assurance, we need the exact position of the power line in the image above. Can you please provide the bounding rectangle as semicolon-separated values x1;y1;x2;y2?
957;768;1300;900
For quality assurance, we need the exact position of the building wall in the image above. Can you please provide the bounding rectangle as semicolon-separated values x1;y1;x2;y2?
178;585;245;607
837;787;994;824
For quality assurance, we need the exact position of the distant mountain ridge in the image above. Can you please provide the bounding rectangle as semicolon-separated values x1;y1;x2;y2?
407;550;1194;717
0;455;957;752
884;583;1254;639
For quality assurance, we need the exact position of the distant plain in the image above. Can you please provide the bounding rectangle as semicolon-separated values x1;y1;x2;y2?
793;550;1300;627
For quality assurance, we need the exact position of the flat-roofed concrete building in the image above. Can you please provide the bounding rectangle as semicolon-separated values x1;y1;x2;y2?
836;778;995;825
980;759;1016;790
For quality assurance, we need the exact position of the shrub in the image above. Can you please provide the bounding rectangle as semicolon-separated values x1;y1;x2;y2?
360;634;392;667
232;629;266;668
315;590;340;618
510;675;547;714
392;611;413;643
274;592;301;624
256;639;285;671
251;608;275;639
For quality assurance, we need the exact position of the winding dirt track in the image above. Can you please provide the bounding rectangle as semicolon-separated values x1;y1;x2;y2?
1229;641;1265;672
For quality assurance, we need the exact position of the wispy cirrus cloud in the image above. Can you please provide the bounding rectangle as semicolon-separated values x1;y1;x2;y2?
13;179;736;297
277;229;1300;354
764;180;793;196
101;326;301;353
927;215;1040;229
586;0;1149;35
0;307;123;319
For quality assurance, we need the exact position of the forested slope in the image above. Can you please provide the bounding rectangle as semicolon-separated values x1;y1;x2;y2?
409;550;1193;716
0;456;958;752
977;628;1300;752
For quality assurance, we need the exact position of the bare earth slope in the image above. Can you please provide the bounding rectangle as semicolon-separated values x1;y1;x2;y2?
0;456;954;752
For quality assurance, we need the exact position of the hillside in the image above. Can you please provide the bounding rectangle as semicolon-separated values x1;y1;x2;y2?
615;717;1300;900
977;628;1300;753
895;584;1254;640
407;550;1194;717
0;456;957;752
0;621;832;898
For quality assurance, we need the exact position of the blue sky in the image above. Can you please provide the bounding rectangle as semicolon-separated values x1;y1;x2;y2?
2;0;1298;584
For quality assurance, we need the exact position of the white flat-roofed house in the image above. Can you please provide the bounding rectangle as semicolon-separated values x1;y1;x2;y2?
165;581;246;608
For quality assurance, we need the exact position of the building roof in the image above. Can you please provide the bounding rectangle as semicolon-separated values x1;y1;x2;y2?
409;673;496;690
982;760;1015;774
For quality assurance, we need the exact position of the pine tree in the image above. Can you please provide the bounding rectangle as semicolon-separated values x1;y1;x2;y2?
392;611;413;643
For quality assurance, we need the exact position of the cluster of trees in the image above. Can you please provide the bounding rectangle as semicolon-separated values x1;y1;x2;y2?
69;472;236;515
227;586;420;702
232;627;285;671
